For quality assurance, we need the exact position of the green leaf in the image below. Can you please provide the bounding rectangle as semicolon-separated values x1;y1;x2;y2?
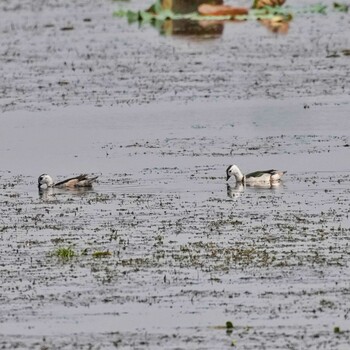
126;10;141;23
139;10;156;22
153;0;163;14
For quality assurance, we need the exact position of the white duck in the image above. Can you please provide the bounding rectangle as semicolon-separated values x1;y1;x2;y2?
38;174;98;189
226;164;286;184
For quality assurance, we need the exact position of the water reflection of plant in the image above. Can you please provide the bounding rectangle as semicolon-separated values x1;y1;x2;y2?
114;0;292;35
115;0;344;36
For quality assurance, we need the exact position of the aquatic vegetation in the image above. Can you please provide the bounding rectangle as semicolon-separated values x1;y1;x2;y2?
226;321;234;329
114;4;293;23
54;247;75;260
333;2;349;12
114;0;340;30
92;251;112;258
334;326;342;334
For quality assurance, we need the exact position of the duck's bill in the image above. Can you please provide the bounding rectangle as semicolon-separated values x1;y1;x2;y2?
226;175;231;181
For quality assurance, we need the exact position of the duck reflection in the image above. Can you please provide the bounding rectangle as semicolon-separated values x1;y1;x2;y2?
226;181;283;199
38;186;95;201
226;183;244;199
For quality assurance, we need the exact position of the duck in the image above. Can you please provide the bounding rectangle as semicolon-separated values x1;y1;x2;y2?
38;174;98;189
226;164;286;184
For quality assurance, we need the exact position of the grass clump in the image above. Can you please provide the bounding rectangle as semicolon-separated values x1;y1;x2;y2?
54;247;75;260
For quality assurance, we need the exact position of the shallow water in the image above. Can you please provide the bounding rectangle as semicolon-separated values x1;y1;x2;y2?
1;98;350;349
1;0;350;347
